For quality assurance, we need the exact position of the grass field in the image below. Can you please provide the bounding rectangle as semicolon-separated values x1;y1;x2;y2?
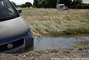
20;8;89;36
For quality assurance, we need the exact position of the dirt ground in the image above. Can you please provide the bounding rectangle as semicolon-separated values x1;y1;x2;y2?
0;48;89;60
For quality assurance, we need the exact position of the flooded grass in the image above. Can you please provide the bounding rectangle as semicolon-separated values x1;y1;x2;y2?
20;8;89;36
75;40;89;48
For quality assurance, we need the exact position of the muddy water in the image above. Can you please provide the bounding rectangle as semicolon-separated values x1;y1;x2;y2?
34;36;89;50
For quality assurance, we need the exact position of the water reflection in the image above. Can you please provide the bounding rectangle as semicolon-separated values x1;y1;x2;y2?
34;36;89;50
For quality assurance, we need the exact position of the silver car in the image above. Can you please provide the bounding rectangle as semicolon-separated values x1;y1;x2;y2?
0;0;33;53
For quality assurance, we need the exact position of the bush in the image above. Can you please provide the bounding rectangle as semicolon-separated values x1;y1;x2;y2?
21;4;26;8
70;3;89;9
20;2;32;8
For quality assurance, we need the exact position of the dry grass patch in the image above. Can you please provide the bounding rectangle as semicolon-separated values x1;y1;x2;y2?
20;8;89;36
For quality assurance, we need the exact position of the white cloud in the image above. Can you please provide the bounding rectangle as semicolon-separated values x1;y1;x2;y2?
10;0;33;5
83;0;89;3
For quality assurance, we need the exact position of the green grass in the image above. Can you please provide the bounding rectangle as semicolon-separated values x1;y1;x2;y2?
75;40;89;48
19;8;89;36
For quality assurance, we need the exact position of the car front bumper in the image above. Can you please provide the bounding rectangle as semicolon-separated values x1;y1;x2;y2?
0;37;34;53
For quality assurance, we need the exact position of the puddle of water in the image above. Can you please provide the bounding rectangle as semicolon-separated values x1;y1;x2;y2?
34;36;89;50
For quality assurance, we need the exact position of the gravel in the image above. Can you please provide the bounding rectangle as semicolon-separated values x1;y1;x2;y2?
0;48;89;60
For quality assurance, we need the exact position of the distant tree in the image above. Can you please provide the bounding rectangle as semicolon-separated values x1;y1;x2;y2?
73;0;82;4
71;0;82;9
34;0;57;8
60;0;72;7
20;2;32;8
37;0;48;8
25;2;32;8
56;0;60;4
33;0;39;7
11;1;16;7
21;4;26;8
48;0;57;8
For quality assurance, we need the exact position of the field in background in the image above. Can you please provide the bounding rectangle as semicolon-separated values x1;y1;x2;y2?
20;8;89;36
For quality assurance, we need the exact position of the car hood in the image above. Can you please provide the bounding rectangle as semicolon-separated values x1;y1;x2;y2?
0;16;29;40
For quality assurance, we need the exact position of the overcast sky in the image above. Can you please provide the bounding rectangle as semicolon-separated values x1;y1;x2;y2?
10;0;34;5
83;0;89;3
10;0;89;5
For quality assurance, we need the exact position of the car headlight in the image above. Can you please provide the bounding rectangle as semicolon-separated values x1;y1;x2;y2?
25;29;33;40
25;29;33;48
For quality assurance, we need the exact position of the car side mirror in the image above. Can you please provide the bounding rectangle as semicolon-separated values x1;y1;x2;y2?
17;10;22;13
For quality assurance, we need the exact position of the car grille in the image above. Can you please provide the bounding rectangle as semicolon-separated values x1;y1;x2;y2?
0;38;24;52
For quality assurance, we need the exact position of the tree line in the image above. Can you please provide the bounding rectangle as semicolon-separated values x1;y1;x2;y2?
11;0;89;9
11;2;32;8
33;0;89;9
33;0;57;8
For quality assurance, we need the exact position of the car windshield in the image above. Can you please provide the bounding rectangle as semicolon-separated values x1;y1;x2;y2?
0;0;19;21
